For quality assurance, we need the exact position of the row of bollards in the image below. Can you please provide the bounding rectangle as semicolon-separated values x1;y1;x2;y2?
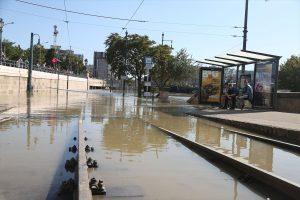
58;137;79;197
83;135;107;196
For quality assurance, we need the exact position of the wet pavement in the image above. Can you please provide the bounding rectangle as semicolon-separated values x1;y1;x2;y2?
0;90;298;199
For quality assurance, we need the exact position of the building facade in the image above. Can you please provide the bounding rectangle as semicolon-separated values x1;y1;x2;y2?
93;52;109;80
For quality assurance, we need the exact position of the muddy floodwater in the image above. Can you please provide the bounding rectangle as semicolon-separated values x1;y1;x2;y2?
0;90;298;199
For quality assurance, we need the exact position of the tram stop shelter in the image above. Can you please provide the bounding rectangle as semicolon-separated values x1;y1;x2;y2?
197;50;281;109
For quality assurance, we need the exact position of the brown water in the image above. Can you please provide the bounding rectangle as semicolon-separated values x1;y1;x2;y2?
0;90;297;199
0;91;83;200
148;106;300;185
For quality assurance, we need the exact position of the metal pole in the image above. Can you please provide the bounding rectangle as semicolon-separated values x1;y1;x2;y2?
0;29;2;59
110;72;113;92
123;30;128;96
161;32;164;45
242;0;249;74
27;33;34;93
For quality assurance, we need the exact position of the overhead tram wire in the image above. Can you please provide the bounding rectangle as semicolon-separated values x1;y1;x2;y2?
123;0;145;29
15;0;147;22
0;7;242;38
63;0;72;50
15;0;242;30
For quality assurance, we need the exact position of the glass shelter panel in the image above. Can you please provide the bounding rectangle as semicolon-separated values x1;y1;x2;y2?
253;61;277;108
200;69;222;103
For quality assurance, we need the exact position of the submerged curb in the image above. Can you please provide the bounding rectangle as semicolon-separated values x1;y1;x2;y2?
187;112;300;146
77;117;93;200
148;122;300;200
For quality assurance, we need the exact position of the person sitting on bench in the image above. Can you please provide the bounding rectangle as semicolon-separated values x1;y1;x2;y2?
239;79;253;110
224;84;238;109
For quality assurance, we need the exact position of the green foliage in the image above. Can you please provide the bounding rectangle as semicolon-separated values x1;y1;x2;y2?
60;53;85;74
2;39;23;60
151;47;195;89
105;33;154;97
150;45;174;90
278;55;300;92
2;39;84;74
172;49;195;85
2;39;46;65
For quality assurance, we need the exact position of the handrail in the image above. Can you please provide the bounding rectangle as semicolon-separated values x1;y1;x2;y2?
0;59;87;78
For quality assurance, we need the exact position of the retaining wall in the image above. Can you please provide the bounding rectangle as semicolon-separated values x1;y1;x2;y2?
0;65;105;93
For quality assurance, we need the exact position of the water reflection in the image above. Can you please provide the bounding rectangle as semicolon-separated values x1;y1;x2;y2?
102;118;167;155
0;90;85;200
149;107;300;184
85;95;265;200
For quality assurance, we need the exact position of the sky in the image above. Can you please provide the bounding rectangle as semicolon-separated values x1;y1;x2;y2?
0;0;299;65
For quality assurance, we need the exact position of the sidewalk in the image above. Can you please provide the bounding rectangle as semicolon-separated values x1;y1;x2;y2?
187;108;300;145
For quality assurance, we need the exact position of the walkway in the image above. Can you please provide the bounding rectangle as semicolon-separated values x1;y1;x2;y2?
187;108;300;145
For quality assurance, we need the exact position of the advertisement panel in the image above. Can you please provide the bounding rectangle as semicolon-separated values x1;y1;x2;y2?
254;61;276;107
201;69;222;103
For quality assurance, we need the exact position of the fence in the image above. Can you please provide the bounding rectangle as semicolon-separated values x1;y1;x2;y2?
0;59;87;78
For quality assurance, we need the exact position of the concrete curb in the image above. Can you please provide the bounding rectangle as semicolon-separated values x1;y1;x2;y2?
77;117;92;200
187;112;300;146
149;123;300;199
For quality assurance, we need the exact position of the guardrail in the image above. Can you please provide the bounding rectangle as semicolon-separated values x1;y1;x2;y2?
0;59;87;78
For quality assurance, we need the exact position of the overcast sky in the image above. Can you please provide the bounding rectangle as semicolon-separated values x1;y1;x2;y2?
1;0;299;64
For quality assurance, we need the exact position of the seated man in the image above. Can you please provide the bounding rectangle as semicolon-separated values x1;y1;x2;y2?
239;80;253;110
224;84;238;109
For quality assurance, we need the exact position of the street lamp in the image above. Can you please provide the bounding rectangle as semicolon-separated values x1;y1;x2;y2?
27;32;41;93
0;18;14;59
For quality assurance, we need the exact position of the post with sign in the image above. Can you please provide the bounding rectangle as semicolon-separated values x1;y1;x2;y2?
144;57;154;98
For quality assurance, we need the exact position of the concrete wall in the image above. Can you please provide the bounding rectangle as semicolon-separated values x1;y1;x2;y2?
0;65;106;93
277;92;300;113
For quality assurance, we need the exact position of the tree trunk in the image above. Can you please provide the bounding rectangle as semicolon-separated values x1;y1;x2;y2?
137;76;142;97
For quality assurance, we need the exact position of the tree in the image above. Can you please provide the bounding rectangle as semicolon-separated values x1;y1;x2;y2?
2;39;23;60
278;55;300;92
60;53;85;74
150;45;174;90
151;47;195;90
105;33;155;97
171;49;195;86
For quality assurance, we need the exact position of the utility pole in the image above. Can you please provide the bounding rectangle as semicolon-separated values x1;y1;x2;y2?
123;30;128;96
0;18;3;59
0;18;14;60
27;33;40;93
27;33;34;93
241;0;249;74
161;32;173;49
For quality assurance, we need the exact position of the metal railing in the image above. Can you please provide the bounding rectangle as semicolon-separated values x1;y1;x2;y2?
0;59;87;78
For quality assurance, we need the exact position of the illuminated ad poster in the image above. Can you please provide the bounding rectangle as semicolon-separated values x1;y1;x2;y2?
201;70;222;103
254;61;276;107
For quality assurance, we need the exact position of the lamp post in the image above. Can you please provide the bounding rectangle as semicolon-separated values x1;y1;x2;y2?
27;32;40;93
0;18;14;60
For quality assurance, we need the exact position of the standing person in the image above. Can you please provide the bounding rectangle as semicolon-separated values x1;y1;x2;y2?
17;58;23;68
239;79;253;110
221;83;229;109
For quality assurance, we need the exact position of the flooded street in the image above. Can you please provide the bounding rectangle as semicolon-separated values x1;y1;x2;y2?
148;107;300;184
0;90;298;199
